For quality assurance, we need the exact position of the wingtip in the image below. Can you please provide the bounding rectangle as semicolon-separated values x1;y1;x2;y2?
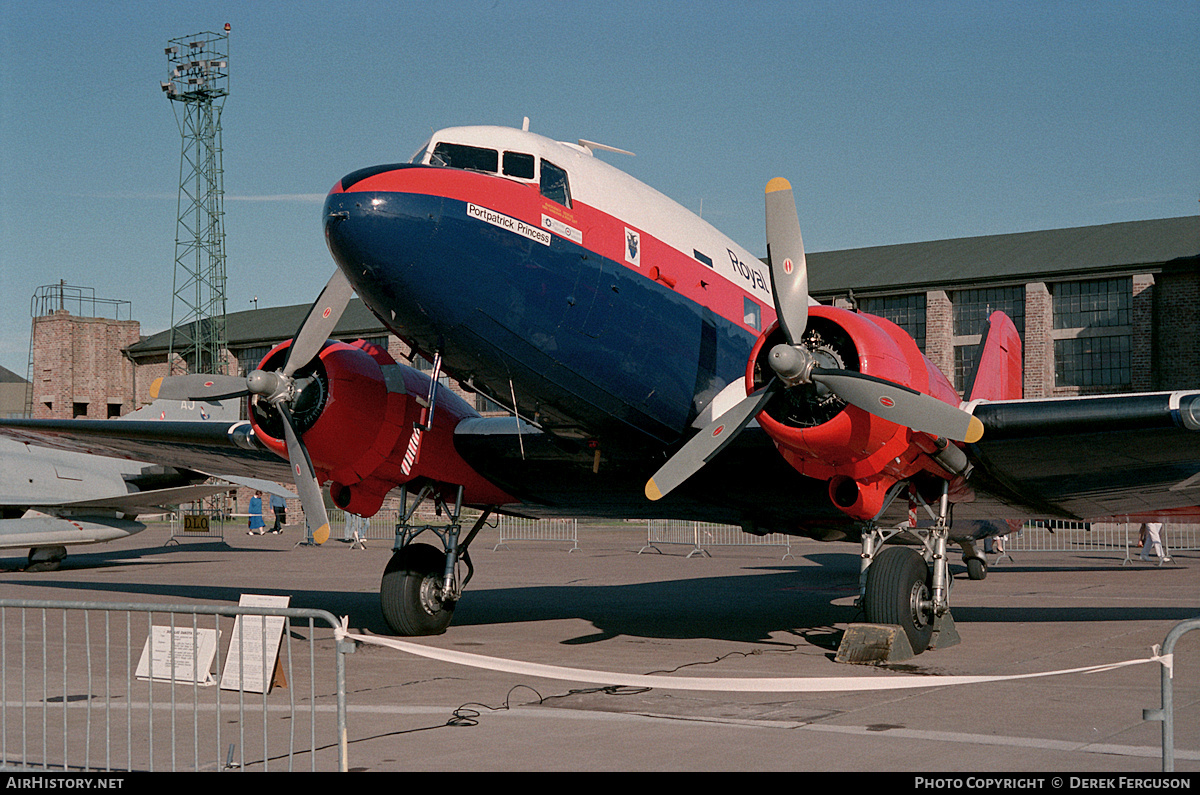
765;177;792;194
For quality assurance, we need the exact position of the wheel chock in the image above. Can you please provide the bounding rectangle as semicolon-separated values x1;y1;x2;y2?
835;624;916;664
928;612;961;650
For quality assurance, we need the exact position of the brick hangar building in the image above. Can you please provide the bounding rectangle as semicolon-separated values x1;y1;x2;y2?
26;215;1200;422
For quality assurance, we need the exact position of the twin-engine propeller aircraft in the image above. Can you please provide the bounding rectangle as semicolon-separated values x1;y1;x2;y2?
3;122;1197;652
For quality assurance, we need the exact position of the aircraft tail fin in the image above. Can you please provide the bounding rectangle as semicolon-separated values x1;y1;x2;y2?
965;311;1023;402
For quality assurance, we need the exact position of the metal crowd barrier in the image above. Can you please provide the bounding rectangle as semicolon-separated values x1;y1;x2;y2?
1145;617;1200;772
493;517;579;551
996;520;1199;564
167;511;228;545
0;599;350;772
640;520;794;559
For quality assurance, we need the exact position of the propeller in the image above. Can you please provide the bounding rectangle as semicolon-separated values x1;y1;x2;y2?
151;268;356;544
646;179;983;502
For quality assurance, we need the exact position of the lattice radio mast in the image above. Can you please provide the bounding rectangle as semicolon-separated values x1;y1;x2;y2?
160;25;230;375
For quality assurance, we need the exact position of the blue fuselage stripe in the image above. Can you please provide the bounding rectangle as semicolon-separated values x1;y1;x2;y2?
324;191;757;444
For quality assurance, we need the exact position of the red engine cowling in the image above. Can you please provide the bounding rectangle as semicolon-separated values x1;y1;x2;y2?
746;305;965;520
249;340;511;517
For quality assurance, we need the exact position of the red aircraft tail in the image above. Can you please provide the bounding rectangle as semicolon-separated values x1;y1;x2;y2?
965;311;1023;402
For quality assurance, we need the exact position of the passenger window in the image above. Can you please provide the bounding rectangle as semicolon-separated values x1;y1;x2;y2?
503;151;535;180
430;142;498;173
540;159;571;207
744;298;761;331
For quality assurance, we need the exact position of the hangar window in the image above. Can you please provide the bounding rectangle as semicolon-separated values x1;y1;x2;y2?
1053;277;1130;329
540;159;571;207
430;142;499;174
1052;277;1132;391
1055;335;1131;388
503;152;536;180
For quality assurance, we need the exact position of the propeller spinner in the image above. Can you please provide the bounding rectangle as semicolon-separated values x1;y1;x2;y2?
151;268;356;544
646;179;983;502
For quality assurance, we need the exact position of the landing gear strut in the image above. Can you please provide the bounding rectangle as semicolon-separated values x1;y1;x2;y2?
379;483;493;636
857;481;957;653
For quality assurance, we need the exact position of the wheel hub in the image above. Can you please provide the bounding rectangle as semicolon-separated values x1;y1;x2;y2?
418;574;444;616
909;580;933;629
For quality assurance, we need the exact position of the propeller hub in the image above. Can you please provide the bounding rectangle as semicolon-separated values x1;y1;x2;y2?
247;369;291;403
768;344;815;387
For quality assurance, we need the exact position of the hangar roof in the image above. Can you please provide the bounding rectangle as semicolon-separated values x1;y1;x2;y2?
807;215;1199;298
126;298;386;357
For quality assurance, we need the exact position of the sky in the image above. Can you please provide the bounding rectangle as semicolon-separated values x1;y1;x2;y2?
1;1;1197;378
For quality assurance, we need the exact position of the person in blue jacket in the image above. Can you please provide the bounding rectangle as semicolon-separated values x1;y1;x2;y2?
248;491;266;535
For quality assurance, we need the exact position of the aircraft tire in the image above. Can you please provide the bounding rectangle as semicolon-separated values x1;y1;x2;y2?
380;543;456;636
863;546;934;652
966;557;987;580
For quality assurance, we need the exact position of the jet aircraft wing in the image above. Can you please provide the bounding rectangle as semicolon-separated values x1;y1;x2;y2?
54;482;242;515
0;418;293;485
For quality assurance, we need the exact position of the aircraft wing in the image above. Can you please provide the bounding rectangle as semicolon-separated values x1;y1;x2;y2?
0;418;293;484
962;391;1200;520
55;483;240;515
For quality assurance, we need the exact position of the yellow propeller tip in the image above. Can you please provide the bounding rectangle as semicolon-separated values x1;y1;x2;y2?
765;177;792;194
314;523;330;545
965;416;984;444
149;377;162;400
645;480;663;501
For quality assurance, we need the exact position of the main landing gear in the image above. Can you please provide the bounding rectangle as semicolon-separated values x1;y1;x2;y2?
856;481;960;653
379;483;493;636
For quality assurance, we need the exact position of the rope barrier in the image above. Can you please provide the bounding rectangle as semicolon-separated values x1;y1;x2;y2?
334;619;1166;694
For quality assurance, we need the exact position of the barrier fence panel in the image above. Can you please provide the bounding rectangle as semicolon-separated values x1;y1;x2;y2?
999;520;1199;563
493;517;579;551
168;511;227;545
1145;617;1200;772
0;600;349;772
641;520;793;559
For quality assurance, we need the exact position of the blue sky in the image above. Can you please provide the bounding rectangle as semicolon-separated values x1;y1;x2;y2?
1;1;1197;377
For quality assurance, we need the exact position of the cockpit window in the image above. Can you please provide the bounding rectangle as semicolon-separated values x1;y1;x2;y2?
430;142;499;173
409;140;430;164
503;151;535;180
540;159;571;207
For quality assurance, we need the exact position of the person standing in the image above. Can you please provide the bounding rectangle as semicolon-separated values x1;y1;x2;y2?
270;493;287;534
247;491;266;536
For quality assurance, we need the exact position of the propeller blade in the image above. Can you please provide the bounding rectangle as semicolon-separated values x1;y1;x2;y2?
764;178;809;346
277;404;331;545
646;379;781;501
282;268;355;377
150;374;250;402
810;368;984;443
